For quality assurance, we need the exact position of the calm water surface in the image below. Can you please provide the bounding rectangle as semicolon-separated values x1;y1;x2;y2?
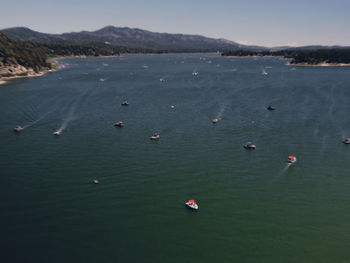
1;54;350;262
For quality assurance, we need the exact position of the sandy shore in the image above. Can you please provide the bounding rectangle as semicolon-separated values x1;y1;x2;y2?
0;69;51;85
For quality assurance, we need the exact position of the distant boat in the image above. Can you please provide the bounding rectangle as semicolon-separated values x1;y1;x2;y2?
13;125;23;132
99;78;105;82
170;105;175;109
114;121;125;127
150;133;160;140
53;130;61;136
267;105;276;111
93;179;99;184
343;138;350;144
192;71;199;76
160;78;165;82
121;101;129;106
185;200;198;210
287;155;297;164
262;69;268;75
212;118;220;124
243;142;256;149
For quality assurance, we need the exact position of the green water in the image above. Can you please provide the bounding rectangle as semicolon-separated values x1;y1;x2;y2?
1;54;350;262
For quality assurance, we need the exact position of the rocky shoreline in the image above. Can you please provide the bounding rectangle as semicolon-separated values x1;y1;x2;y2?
0;59;61;85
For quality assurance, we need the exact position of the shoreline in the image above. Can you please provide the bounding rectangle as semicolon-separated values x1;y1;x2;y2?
224;55;350;67
224;55;283;58
286;62;350;67
0;58;64;86
0;54;123;86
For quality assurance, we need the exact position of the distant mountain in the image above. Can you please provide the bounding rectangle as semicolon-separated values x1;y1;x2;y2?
0;26;263;52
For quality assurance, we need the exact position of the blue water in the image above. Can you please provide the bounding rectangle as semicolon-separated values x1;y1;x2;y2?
1;54;350;262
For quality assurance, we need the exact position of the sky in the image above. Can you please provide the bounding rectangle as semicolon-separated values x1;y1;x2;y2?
1;0;350;47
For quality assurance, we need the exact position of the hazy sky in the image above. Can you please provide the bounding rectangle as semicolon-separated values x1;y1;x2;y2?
1;0;349;47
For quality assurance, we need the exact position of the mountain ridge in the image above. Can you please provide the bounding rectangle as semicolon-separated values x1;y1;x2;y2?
0;26;264;52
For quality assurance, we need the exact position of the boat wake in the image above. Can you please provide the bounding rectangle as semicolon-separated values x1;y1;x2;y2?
215;104;227;120
22;110;52;129
281;163;292;174
54;87;92;135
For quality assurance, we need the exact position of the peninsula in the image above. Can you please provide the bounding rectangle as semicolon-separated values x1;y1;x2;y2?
221;48;350;66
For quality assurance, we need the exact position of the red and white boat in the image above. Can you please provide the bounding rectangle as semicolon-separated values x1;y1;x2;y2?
114;121;125;127
287;155;297;164
185;200;199;210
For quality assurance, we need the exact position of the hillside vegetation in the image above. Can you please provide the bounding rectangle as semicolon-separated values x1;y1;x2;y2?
0;32;51;73
222;49;350;65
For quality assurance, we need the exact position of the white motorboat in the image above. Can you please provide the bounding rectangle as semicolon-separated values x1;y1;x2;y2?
262;69;268;75
212;118;220;124
150;133;160;140
343;138;350;144
53;130;61;136
13;125;23;132
185;200;198;210
243;142;256;149
192;71;199;76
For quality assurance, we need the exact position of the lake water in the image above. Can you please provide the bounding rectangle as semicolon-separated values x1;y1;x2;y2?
1;54;350;262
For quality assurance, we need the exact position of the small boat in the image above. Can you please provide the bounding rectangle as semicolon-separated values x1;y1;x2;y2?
343;138;350;144
287;155;297;164
160;78;165;82
243;142;256;149
150;133;160;140
121;101;129;106
212;118;220;124
114;121;125;127
262;69;268;75
53;130;61;136
185;200;199;210
267;105;276;111
93;179;99;184
13;125;23;132
170;105;175;109
192;71;199;76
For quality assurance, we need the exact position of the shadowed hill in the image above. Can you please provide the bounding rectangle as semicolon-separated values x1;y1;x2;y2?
1;26;259;52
